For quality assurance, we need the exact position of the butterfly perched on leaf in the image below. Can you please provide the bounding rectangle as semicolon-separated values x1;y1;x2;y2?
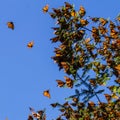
64;76;73;88
43;90;51;98
42;4;49;13
104;94;111;102
88;101;95;107
71;10;77;17
64;2;73;9
99;18;108;26
115;64;120;73
79;6;86;17
27;41;34;48
7;22;14;30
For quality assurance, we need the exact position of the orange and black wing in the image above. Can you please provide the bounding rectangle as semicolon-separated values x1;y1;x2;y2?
27;41;34;48
42;4;49;13
43;90;51;98
7;22;14;30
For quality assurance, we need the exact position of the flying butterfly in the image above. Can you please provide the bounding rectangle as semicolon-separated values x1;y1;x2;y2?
7;21;14;30
56;80;65;87
43;90;51;98
27;41;34;48
42;4;49;13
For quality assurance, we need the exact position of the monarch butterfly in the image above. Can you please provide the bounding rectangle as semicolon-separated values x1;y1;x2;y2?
28;115;33;120
80;19;89;26
51;103;58;108
109;21;115;30
88;101;95;107
90;17;99;22
110;29;118;39
89;79;96;86
64;76;73;88
56;80;65;87
84;38;90;44
7;22;14;30
43;90;50;98
42;4;49;13
64;2;72;9
99;18;108;26
104;94;111;102
98;26;108;35
79;6;86;17
115;64;120;71
32;113;40;119
72;97;78;103
111;93;119;100
27;41;34;48
71;10;76;17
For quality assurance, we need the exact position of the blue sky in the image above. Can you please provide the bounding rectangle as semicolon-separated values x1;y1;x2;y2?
0;0;120;120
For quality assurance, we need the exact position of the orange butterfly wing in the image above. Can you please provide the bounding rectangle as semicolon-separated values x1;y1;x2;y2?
42;4;49;13
43;90;51;98
7;22;14;30
27;41;34;48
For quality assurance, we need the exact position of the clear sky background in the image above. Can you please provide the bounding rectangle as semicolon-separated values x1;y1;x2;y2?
0;0;119;120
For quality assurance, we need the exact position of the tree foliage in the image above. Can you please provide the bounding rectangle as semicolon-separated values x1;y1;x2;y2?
28;2;120;120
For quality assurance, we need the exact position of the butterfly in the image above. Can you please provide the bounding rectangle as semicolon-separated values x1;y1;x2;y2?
42;4;49;13
88;101;95;107
99;18;108;26
43;90;51;98
115;64;120;71
64;76;73;88
27;41;34;48
7;22;14;30
64;2;72;9
79;6;86;17
104;94;111;102
71;10;76;17
56;80;65;87
28;115;33;120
